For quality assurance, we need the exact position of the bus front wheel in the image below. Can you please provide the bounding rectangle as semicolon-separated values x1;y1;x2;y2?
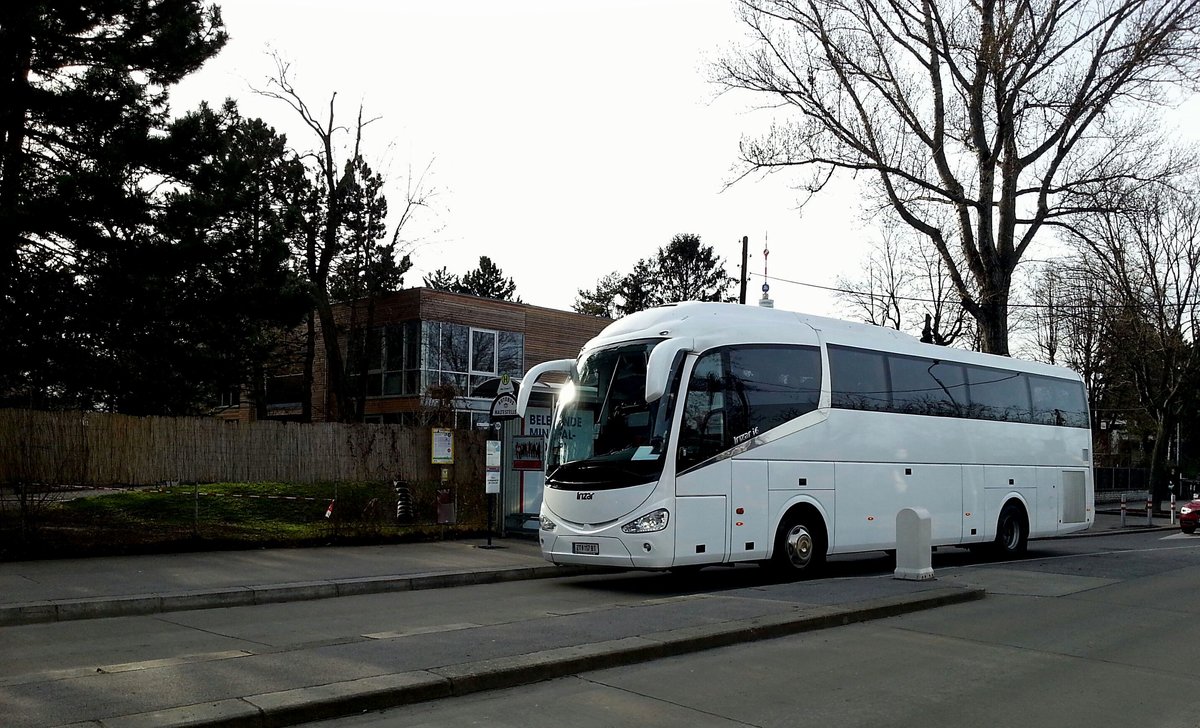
771;512;826;578
993;502;1028;558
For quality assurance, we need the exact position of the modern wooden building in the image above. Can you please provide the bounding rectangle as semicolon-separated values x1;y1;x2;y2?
215;287;610;428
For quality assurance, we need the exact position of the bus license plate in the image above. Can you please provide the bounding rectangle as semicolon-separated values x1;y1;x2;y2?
572;542;599;555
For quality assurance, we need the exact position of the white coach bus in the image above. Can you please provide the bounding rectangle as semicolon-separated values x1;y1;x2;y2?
516;302;1093;576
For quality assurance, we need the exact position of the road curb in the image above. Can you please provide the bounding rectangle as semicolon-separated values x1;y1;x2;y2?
0;564;600;627
1058;524;1178;539
85;585;985;728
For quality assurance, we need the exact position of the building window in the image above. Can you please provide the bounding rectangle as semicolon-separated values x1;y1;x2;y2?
265;374;305;406
341;321;526;402
346;321;423;398
382;322;421;395
423;321;468;396
471;328;497;375
422;321;524;399
499;331;522;375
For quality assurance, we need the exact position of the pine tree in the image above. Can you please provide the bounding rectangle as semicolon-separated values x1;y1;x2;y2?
423;266;461;291
1;1;228;408
617;259;663;315
80;101;309;414
458;256;519;301
574;234;734;318
574;271;623;317
654;234;735;304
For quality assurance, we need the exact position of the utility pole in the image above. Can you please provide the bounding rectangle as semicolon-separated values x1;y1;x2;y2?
739;236;749;304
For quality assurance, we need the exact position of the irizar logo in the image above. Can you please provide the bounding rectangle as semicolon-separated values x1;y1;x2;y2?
734;427;760;445
577;492;595;500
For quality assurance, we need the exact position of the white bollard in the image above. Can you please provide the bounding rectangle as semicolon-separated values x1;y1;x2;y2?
894;507;935;581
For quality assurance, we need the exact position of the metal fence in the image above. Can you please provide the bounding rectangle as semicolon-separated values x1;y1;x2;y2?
1093;466;1149;494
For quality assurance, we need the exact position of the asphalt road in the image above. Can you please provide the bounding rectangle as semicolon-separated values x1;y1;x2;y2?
313;530;1200;728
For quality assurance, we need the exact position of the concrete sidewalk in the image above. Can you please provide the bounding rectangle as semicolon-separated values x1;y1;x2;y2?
0;511;1179;627
0;539;577;626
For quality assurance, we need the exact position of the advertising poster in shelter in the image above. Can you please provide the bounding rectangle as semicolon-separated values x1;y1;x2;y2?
512;436;544;471
520;408;552;513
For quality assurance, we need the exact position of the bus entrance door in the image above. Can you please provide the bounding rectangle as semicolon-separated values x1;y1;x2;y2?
675;459;732;566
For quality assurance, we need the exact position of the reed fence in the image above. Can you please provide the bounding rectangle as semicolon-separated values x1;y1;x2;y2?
0;408;485;487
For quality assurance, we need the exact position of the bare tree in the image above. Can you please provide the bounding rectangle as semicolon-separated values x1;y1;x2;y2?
716;0;1200;355
1067;180;1200;500
1023;265;1064;365
836;227;908;329
914;235;973;346
1020;260;1115;419
257;58;435;422
837;222;973;344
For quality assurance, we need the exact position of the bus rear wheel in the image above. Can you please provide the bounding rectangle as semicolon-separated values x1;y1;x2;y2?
993;502;1028;558
771;513;826;578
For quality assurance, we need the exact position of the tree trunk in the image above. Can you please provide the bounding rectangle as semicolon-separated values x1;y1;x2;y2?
301;311;314;423
315;295;351;422
974;286;1012;356
252;361;267;421
977;314;1009;356
1147;416;1175;507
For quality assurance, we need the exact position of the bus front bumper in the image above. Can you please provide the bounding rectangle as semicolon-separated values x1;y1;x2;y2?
540;534;636;568
539;530;675;569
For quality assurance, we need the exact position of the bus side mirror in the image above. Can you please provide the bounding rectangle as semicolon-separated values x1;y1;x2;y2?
645;337;693;403
516;358;573;418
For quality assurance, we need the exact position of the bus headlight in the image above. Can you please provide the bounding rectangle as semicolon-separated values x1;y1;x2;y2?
540;515;557;531
621;509;669;534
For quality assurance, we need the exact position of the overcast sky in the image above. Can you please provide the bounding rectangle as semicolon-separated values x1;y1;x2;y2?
169;0;889;317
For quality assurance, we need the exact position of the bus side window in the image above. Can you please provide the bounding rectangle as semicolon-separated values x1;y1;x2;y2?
829;345;891;411
728;345;822;431
1029;374;1089;428
965;365;1032;423
889;355;965;417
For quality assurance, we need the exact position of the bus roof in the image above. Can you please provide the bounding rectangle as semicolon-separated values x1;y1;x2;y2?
582;302;1080;381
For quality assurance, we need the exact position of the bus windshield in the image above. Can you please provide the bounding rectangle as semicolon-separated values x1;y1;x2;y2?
546;339;676;489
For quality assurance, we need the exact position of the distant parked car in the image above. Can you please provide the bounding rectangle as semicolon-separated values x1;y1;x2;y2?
1181;499;1200;535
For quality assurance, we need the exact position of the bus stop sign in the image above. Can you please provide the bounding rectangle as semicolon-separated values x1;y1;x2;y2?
490;376;520;422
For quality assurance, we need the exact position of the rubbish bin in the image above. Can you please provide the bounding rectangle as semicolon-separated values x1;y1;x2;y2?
436;487;456;525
